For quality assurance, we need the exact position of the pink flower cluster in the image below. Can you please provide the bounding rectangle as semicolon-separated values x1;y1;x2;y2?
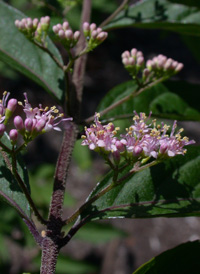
81;112;195;164
0;92;72;145
121;48;183;84
53;21;80;48
83;22;108;50
15;16;50;42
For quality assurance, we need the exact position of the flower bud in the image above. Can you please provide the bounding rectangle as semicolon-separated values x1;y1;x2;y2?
96;32;108;41
7;98;17;112
35;119;46;132
143;68;150;78
63;21;69;30
26;18;33;29
33;18;39;28
134;145;143;156
83;22;90;32
65;29;73;40
5;98;17;123
164;58;173;70
53;25;59;34
25;118;33;131
9;129;18;143
160;143;168;154
58;29;65;39
115;141;125;152
14;116;24;131
96;27;102;34
0;124;5;137
131;48;137;57
15;20;20;28
121;51;130;59
74;31;80;41
175;63;184;72
137;56;144;66
91;30;97;39
90;23;96;32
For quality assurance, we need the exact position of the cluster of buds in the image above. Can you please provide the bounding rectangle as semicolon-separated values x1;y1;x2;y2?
15;16;50;43
122;48;184;85
122;49;144;77
81;112;195;165
83;22;108;51
52;21;80;49
0;92;72;146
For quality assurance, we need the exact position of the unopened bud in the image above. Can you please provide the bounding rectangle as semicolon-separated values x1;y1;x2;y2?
96;27;102;34
143;68;150;78
175;63;184;72
129;57;135;66
116;141;125;152
164;58;173;70
136;51;143;58
137;56;144;66
63;21;69;30
90;23;96;32
14;116;24;131
131;48;137;57
53;25;59;34
83;22;90;32
35;119;46;132
15;20;20;28
73;31;80;41
7;98;17;112
134;145;143;156
96;32;107;41
26;18;33;29
58;29;65;39
91;30;97;39
33;18;39;28
25;118;33;131
121;51;130;59
9;129;18;143
65;29;73;40
160;143;168;154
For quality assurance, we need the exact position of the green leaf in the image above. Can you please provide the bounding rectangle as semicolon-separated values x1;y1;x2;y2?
80;146;200;221
73;140;92;170
97;80;200;121
75;222;127;244
0;1;65;102
133;240;200;274
29;164;76;210
0;134;30;217
104;0;200;37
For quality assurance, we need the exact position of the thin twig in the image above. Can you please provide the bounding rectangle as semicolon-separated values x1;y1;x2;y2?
10;149;47;225
84;76;167;124
33;41;65;70
72;0;92;103
99;0;130;28
63;160;158;225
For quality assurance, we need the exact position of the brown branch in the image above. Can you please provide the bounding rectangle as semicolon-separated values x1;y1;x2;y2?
99;0;130;28
72;0;92;104
47;123;78;232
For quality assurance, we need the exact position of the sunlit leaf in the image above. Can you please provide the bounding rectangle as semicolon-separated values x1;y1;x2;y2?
0;1;65;102
133;240;200;274
104;0;200;37
80;146;200;221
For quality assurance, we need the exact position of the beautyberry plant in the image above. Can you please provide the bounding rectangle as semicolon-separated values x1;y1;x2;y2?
0;0;199;273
